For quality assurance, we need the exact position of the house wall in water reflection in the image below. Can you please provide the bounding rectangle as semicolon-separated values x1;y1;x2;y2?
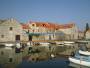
0;47;22;65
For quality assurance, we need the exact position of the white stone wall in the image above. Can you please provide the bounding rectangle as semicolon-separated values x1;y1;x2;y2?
58;26;78;40
86;31;90;40
0;19;28;42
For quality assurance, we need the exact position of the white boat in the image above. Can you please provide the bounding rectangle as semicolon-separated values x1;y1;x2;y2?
69;57;90;67
69;50;90;67
79;50;90;56
64;43;73;46
5;43;14;47
39;42;50;45
39;42;50;46
55;41;64;45
64;41;75;44
77;41;89;43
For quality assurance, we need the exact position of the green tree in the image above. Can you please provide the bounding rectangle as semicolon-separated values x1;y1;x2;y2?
86;23;89;31
84;23;89;39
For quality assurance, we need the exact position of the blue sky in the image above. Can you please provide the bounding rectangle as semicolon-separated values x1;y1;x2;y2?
0;0;90;30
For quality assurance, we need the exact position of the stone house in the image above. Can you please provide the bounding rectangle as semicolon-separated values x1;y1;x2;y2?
27;21;51;41
22;21;78;41
85;29;90;40
58;23;78;40
27;21;66;41
0;18;28;42
78;31;84;40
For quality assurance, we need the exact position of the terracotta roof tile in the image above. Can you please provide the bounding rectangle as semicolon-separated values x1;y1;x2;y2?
29;21;75;29
21;24;30;29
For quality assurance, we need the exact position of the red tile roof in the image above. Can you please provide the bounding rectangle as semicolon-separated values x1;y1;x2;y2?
58;23;75;29
21;24;30;29
29;21;75;30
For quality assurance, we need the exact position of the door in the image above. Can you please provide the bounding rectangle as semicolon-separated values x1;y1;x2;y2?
29;35;32;41
15;35;20;41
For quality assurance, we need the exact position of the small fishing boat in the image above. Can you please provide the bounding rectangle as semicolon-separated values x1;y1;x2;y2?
64;43;73;46
55;41;64;45
64;41;75;44
39;42;50;46
69;50;90;67
79;50;90;56
5;43;14;47
39;42;50;45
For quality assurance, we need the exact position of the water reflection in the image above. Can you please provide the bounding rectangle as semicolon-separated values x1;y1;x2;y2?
0;42;89;68
69;62;90;68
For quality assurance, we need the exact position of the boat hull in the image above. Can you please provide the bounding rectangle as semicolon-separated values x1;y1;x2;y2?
64;41;75;44
69;57;90;67
55;41;64;45
79;50;90;55
5;43;14;47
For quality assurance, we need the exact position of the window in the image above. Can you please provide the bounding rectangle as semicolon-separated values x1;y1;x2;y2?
9;27;13;31
1;35;4;38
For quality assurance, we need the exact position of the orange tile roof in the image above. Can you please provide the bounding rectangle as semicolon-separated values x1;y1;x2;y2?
29;21;75;30
21;24;30;29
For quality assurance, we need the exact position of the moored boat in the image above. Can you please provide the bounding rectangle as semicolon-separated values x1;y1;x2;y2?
79;50;90;56
5;43;14;47
69;57;90;67
69;50;90;67
55;41;64;45
64;43;73;46
39;42;50;45
39;42;50;46
64;41;75;44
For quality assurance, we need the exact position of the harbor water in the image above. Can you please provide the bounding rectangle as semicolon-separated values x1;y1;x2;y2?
0;42;90;68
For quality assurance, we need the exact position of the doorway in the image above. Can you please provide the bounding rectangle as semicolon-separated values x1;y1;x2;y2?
15;35;20;41
29;35;32;41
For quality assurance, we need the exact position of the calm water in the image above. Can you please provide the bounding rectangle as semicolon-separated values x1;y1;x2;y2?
17;58;89;68
17;58;71;68
0;43;89;68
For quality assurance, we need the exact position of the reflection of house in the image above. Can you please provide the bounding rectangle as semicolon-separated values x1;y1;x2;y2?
0;47;22;65
85;29;90;40
58;23;78;40
0;18;28;42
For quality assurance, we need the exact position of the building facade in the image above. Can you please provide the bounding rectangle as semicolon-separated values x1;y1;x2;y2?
0;18;28;42
58;23;78;40
78;31;84;40
22;21;79;41
85;29;90;40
